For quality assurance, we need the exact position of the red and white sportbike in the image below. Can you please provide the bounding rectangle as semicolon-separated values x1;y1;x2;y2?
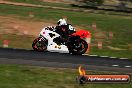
32;26;90;55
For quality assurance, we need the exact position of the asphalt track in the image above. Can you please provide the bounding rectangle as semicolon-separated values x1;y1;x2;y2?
0;48;132;73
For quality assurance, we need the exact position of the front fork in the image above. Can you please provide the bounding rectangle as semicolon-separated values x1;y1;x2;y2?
38;36;48;46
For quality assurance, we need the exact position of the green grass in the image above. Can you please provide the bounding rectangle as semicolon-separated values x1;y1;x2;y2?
0;64;131;88
91;47;132;59
0;4;131;58
0;34;34;49
5;0;73;8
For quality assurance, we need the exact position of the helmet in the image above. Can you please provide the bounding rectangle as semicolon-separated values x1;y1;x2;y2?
57;19;67;26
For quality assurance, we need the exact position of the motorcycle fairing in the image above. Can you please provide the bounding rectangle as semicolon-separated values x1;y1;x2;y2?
40;28;69;53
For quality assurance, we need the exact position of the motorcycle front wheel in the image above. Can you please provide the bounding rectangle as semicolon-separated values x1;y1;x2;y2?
32;37;47;52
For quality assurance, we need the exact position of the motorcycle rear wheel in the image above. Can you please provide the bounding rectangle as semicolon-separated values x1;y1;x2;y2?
69;39;88;55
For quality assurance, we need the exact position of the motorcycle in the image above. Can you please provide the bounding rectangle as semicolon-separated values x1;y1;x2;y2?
32;26;89;55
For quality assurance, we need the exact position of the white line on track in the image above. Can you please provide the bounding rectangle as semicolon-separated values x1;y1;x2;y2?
82;54;89;56
119;58;128;59
110;57;117;58
124;66;131;68
112;65;119;67
82;54;129;60
100;56;109;57
89;55;98;56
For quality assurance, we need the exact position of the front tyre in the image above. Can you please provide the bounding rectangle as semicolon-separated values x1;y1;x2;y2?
32;37;47;52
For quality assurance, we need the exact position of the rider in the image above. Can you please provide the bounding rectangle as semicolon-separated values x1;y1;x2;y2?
54;18;76;39
53;18;76;45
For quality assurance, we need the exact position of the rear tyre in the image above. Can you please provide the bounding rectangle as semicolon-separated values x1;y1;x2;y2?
68;39;88;55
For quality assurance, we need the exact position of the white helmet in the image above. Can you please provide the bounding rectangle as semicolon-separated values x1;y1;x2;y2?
57;19;67;26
